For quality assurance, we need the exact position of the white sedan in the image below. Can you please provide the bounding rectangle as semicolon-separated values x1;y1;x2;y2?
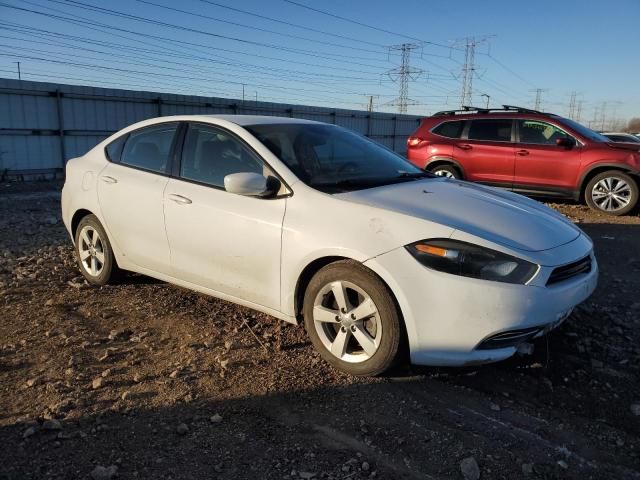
61;115;598;376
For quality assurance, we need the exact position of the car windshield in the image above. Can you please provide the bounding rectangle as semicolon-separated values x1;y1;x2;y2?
245;123;430;193
560;117;611;143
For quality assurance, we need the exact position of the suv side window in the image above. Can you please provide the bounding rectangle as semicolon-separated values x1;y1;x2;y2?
468;119;512;142
120;123;178;174
180;123;266;188
518;120;571;145
432;120;465;139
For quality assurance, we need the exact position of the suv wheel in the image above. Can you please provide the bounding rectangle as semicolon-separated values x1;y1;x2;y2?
430;164;461;179
585;170;638;216
303;260;402;376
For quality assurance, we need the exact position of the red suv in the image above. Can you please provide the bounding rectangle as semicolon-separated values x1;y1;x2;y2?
407;106;640;215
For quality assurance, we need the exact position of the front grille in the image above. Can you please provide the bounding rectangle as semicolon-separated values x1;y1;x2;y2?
476;326;543;350
547;256;591;285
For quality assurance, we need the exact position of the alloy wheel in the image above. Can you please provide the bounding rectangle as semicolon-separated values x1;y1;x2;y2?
78;225;105;277
433;169;455;178
591;177;632;212
312;280;382;363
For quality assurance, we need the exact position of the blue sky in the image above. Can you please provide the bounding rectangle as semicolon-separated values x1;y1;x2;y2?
0;0;638;127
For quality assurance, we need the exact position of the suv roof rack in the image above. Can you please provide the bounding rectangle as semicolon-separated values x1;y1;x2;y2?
433;105;543;116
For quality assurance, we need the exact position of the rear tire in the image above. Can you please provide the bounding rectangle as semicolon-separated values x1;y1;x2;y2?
429;164;461;179
74;214;120;286
303;260;402;376
585;170;638;216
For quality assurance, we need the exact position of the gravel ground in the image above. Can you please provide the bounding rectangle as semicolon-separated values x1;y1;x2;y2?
0;181;639;480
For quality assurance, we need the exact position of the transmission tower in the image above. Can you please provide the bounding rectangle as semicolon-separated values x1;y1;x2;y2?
576;100;584;122
457;36;491;108
530;88;549;111
386;43;423;113
567;91;577;119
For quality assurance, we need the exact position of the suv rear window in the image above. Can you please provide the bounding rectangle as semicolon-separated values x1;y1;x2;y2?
432;120;464;139
468;119;512;142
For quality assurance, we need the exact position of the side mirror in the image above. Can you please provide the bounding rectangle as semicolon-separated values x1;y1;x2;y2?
556;137;575;148
224;172;267;196
224;172;280;197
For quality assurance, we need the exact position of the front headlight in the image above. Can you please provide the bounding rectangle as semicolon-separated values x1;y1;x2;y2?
405;239;538;284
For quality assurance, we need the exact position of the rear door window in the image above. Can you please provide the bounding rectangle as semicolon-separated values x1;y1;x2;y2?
468;119;513;142
120;123;179;174
432;120;465;139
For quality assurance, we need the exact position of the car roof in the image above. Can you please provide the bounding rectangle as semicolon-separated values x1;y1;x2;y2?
175;114;323;126
427;106;562;121
429;112;562;120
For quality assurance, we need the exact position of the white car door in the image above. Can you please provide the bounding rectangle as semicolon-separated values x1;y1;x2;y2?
163;122;286;310
97;122;179;274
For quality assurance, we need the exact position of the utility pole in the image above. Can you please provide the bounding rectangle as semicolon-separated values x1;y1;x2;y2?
530;88;548;111
14;61;21;80
242;84;245;103
367;95;374;112
386;43;423;114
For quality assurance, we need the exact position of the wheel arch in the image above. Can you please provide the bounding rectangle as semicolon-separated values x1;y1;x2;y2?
71;208;94;241
294;255;410;360
425;157;466;179
578;164;639;200
294;256;405;324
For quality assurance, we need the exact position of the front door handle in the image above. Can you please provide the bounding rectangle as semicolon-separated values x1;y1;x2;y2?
167;193;192;205
516;150;530;156
101;175;118;184
456;144;472;151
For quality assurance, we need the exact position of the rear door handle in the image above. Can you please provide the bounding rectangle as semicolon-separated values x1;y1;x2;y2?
456;144;472;151
100;175;118;184
516;150;529;156
167;193;192;205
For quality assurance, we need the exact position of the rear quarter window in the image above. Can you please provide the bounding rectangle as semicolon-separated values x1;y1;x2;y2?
432;120;465;139
105;135;127;162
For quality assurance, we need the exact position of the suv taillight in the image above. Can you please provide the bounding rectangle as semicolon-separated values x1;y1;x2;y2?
408;136;427;147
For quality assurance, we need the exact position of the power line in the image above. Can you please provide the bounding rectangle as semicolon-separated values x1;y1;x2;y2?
482;53;535;88
283;0;459;51
0;29;388;85
195;0;384;48
50;0;390;65
133;0;386;56
2;1;388;70
0;18;385;78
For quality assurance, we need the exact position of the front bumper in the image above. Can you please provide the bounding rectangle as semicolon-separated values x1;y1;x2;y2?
365;236;598;366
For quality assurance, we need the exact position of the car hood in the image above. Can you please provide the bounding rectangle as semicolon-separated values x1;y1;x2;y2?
607;141;640;151
337;178;581;252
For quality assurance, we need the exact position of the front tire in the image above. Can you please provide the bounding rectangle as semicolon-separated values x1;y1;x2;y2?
303;260;402;376
74;214;120;286
585;170;638;216
430;164;461;179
